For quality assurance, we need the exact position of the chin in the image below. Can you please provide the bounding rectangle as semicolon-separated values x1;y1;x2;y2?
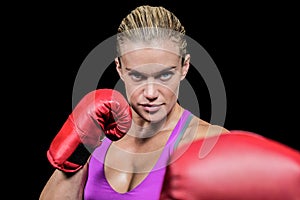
142;110;169;123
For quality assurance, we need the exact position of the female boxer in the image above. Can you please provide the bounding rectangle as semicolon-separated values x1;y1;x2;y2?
41;5;229;200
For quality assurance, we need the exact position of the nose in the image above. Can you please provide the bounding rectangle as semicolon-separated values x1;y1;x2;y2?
143;81;158;101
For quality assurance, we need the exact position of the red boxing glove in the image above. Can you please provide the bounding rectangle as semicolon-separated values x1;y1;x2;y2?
160;130;300;200
47;89;132;172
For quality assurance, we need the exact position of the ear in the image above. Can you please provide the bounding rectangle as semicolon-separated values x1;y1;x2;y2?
180;54;190;81
115;57;124;81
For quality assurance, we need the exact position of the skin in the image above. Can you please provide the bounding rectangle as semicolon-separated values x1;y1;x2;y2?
101;42;229;193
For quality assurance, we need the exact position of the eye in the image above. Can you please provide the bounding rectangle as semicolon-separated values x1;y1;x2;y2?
129;72;145;82
159;71;174;81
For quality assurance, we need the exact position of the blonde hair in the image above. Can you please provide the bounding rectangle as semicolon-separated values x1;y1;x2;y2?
116;5;187;57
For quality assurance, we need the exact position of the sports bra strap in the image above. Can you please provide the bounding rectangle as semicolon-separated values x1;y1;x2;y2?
173;111;193;151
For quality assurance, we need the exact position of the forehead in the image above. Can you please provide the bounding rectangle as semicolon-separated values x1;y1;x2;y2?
120;41;181;68
120;39;180;55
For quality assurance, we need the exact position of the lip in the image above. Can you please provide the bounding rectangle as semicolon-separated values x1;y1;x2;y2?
140;103;163;113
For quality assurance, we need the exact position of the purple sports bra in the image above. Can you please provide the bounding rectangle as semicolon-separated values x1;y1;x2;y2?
83;110;192;200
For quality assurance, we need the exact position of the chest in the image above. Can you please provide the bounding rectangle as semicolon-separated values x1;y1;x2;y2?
104;132;172;193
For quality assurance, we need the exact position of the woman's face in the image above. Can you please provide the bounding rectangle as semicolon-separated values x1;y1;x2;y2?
116;43;189;123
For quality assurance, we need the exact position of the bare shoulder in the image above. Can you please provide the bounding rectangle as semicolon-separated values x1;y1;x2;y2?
177;115;229;148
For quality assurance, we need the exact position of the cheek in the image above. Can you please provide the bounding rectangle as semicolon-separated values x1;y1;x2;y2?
155;85;179;103
166;90;179;103
124;84;140;103
161;82;180;96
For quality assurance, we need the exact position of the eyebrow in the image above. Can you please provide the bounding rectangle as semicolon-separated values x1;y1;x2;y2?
125;66;177;75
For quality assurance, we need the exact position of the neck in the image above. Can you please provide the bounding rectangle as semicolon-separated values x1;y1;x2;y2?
128;103;184;139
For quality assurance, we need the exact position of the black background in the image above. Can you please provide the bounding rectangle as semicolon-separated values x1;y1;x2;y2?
6;1;299;199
